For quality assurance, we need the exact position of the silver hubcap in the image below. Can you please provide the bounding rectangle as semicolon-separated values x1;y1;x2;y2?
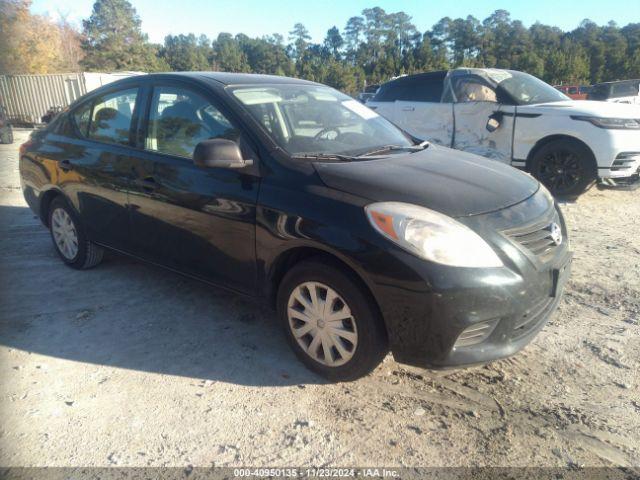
51;208;78;260
287;282;358;367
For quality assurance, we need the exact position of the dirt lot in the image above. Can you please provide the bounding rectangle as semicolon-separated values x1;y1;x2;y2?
1;129;639;470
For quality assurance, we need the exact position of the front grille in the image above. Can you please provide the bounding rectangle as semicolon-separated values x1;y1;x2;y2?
504;210;561;262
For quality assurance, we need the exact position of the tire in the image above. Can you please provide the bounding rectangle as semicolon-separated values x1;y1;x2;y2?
530;139;596;197
277;258;388;381
0;126;13;144
48;197;104;269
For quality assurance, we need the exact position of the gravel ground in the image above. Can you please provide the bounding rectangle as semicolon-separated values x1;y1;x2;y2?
0;129;639;470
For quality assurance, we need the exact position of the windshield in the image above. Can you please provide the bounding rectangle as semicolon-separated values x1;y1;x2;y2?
496;71;569;105
230;84;413;157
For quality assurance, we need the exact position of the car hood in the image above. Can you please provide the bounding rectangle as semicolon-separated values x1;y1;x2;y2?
520;100;640;118
313;145;540;217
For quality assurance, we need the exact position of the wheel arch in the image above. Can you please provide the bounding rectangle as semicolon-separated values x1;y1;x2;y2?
266;246;388;338
525;134;597;171
39;188;69;227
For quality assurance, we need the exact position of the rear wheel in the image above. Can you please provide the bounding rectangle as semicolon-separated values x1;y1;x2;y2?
530;139;596;196
48;197;104;269
277;259;388;381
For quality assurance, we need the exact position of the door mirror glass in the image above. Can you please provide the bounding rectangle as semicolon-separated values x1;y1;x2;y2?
486;117;500;132
486;112;503;132
193;138;252;169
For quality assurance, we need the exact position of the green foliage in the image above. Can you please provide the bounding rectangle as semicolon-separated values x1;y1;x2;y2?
80;0;167;71
73;2;640;93
160;34;211;71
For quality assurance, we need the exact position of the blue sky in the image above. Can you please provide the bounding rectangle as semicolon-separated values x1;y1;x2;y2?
32;0;637;44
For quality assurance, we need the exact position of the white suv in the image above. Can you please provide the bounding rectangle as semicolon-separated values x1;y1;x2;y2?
367;68;640;195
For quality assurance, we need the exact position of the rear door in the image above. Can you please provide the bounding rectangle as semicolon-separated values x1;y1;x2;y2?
393;73;453;146
450;74;515;164
127;80;260;294
369;73;454;146
47;85;141;250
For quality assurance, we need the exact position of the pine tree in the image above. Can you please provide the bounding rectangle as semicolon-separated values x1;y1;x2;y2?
81;0;167;72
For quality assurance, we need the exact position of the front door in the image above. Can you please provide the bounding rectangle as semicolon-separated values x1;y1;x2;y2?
451;75;515;164
127;83;260;294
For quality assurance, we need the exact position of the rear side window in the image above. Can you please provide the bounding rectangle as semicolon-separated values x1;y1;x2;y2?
373;74;445;103
88;89;138;146
73;103;92;137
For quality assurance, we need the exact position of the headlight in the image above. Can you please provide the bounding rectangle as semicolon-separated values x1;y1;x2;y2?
365;202;503;268
572;116;640;130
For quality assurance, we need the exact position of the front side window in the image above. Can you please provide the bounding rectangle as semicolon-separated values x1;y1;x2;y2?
445;70;569;106
89;89;138;145
452;77;498;103
146;87;239;158
230;85;413;157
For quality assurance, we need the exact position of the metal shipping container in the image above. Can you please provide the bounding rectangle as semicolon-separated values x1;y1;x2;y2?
0;72;143;125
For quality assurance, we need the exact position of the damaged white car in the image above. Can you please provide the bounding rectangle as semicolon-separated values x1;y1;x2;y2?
367;68;640;195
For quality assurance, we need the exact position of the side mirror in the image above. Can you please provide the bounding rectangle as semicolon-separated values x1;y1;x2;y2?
193;138;253;169
486;112;504;132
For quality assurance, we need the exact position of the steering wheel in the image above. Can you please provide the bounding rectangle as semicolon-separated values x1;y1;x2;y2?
314;127;340;141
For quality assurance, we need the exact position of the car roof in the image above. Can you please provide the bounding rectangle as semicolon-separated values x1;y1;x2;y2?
64;72;325;113
380;68;522;86
388;71;448;82
144;72;320;87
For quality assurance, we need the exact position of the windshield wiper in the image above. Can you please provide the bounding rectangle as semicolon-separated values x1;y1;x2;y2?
291;153;360;162
357;140;430;157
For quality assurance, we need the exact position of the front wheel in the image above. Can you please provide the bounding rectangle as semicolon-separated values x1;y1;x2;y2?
530;139;596;196
277;259;388;382
48;197;104;269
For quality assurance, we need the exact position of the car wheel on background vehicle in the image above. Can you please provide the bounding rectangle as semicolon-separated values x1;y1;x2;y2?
0;126;13;144
48;197;104;269
530;139;596;196
277;258;388;381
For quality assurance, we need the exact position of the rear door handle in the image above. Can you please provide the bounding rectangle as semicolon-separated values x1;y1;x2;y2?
402;106;415;111
135;176;158;193
59;160;73;171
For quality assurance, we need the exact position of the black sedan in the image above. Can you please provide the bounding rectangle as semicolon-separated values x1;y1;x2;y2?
19;73;572;381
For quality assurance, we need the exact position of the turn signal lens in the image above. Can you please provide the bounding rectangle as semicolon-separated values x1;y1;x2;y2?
369;211;398;239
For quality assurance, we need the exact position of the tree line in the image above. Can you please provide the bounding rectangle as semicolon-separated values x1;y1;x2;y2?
1;0;639;94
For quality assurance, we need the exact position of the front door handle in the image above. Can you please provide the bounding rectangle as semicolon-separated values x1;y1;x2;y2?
135;176;158;193
402;106;415;112
59;160;74;171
